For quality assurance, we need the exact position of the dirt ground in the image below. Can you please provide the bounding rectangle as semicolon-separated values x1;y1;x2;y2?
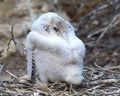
0;0;120;95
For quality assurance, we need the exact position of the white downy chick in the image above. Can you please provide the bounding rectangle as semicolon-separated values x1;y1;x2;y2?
25;12;86;85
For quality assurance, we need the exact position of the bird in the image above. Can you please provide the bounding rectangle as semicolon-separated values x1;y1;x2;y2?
25;12;86;85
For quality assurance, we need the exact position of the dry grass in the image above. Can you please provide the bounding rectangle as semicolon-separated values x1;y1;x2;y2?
0;64;120;96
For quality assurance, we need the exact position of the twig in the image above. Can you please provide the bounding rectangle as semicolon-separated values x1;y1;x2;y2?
113;47;120;55
107;66;120;70
0;64;4;73
84;66;96;72
0;64;18;80
3;70;19;80
87;28;105;39
7;25;14;52
92;72;104;80
77;0;120;32
94;61;120;74
87;84;105;91
7;25;26;52
96;13;120;43
82;78;120;87
0;89;12;95
104;89;120;95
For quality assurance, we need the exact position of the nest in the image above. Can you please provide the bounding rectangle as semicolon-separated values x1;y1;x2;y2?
0;65;120;96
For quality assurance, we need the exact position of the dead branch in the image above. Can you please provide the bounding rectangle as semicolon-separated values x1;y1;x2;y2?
77;0;120;32
107;66;120;70
0;64;4;73
0;64;18;80
72;0;108;22
96;13;120;43
87;28;105;39
82;78;120;87
87;84;105;91
104;89;120;95
94;61;120;74
7;25;26;52
3;70;18;80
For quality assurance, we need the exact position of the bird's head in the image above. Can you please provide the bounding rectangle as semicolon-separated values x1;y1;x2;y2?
31;12;67;36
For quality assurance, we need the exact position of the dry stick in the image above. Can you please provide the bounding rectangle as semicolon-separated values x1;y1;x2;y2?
0;64;4;73
74;0;110;22
87;28;105;39
107;66;120;70
104;89;120;95
88;13;120;39
3;69;19;80
87;84;105;91
113;47;120;55
94;61;120;74
7;25;26;52
96;13;120;43
92;72;104;80
7;25;14;51
82;78;120;87
77;0;120;32
0;64;18;79
0;89;13;95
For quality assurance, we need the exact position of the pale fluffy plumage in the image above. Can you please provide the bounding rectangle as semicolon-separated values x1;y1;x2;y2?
25;12;85;85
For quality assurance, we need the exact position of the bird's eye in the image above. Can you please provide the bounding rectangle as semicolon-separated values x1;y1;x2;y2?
53;27;59;32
